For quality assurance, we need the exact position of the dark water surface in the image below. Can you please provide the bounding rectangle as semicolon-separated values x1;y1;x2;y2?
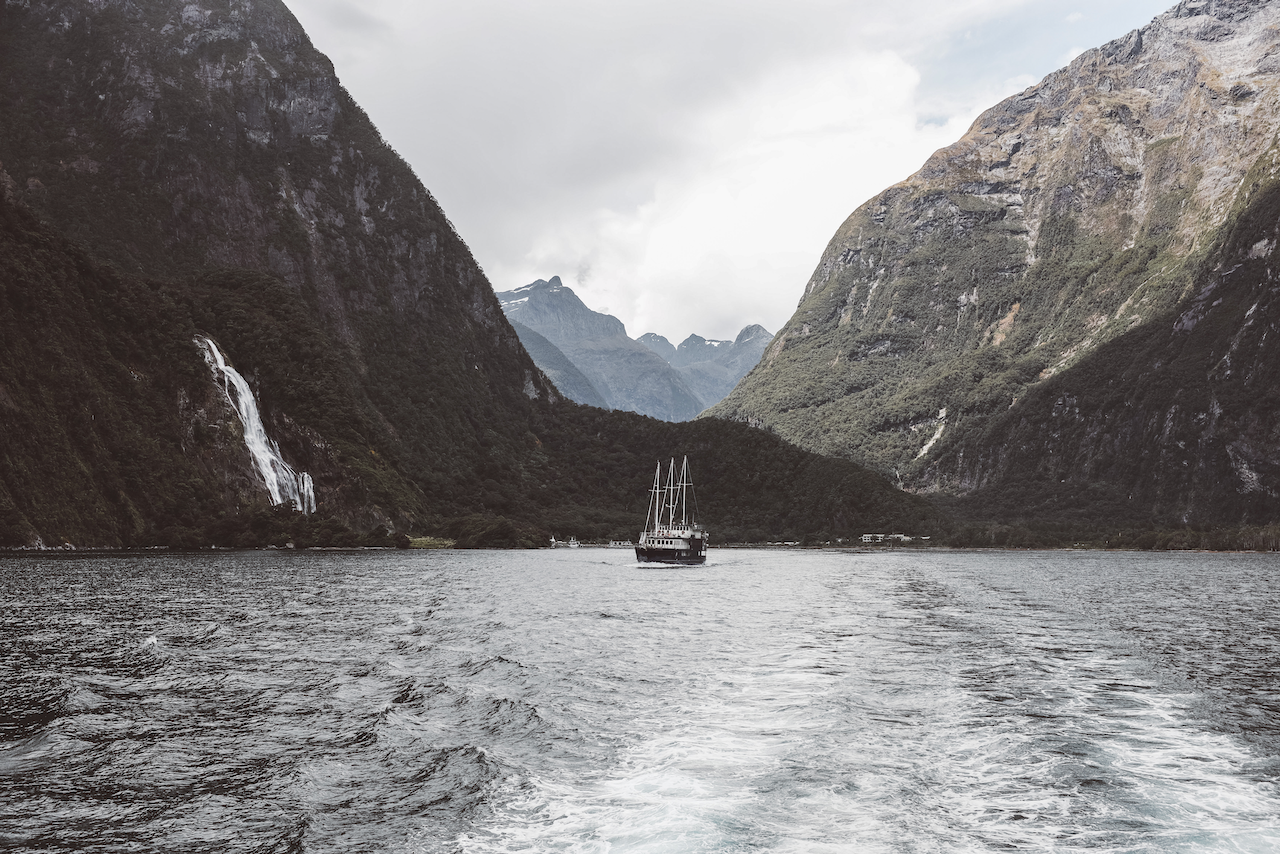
2;548;1278;852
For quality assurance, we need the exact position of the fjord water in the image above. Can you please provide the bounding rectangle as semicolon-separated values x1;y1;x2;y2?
2;550;1278;852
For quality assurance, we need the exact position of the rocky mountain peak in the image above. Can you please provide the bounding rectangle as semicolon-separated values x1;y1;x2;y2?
672;335;726;368
496;278;627;343
734;325;773;346
501;276;569;303
1170;0;1270;23
637;333;677;362
497;278;704;420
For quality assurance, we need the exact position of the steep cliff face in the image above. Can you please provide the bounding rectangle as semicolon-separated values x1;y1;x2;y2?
0;0;556;532
711;0;1280;523
923;140;1280;526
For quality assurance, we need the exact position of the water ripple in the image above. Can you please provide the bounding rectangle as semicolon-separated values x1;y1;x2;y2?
1;549;1278;852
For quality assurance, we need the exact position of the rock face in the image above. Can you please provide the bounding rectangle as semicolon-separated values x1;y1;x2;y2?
641;325;774;410
637;333;678;363
498;278;705;421
508;320;609;409
711;0;1280;525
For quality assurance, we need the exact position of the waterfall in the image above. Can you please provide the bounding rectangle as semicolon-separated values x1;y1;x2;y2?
201;338;316;514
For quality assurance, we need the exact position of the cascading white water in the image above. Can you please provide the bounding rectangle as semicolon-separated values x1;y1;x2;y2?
201;338;316;514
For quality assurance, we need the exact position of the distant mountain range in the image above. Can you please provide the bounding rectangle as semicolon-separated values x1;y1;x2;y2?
498;277;772;420
639;325;774;411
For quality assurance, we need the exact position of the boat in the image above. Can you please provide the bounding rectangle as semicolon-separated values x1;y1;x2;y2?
568;537;580;548
635;456;707;564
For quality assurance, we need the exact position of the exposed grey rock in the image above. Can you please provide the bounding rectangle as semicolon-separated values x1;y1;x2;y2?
509;320;609;409
638;333;676;362
649;325;774;408
506;280;773;416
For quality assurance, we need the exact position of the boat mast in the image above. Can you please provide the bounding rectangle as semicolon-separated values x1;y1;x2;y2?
665;458;678;528
680;456;690;526
646;462;662;534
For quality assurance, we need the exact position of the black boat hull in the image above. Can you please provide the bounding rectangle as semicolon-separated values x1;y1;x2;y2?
634;547;706;565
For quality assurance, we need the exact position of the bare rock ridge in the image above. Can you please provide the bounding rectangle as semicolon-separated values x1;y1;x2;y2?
709;0;1280;525
497;277;704;420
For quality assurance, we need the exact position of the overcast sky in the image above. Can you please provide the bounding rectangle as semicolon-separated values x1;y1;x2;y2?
283;0;1172;343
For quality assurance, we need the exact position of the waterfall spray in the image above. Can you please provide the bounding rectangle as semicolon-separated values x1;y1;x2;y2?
201;338;316;514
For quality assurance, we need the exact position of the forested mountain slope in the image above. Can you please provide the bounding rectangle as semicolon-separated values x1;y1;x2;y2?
0;0;555;529
710;0;1280;526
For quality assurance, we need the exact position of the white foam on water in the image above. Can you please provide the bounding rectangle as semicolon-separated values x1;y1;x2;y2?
457;564;1280;854
852;639;1280;853
458;657;838;853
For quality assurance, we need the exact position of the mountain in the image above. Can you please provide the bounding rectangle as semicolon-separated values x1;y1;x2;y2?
0;0;557;539
642;325;774;409
0;0;937;546
497;277;705;421
508;320;608;408
498;277;772;418
637;333;677;362
710;0;1280;528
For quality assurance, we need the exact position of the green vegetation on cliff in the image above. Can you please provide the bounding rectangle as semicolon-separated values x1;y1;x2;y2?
932;142;1280;529
0;199;209;546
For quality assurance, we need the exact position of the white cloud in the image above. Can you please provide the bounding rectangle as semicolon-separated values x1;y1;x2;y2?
1066;11;1085;23
283;0;1176;342
1060;45;1088;65
504;51;988;339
